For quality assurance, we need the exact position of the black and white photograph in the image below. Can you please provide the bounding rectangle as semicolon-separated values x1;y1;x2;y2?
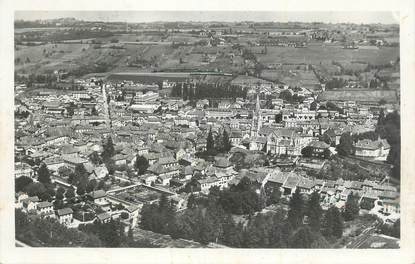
1;1;415;263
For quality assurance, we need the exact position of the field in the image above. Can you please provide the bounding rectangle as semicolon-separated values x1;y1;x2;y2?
256;44;399;66
14;31;400;79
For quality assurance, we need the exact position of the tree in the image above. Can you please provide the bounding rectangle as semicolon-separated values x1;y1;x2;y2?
15;176;33;192
336;132;355;156
279;90;293;102
206;127;215;154
377;109;385;128
135;155;149;175
65;188;75;200
23;182;44;199
288;226;316;248
102;136;115;162
301;146;313;158
76;184;86;196
72;164;89;188
37;163;51;184
266;188;281;206
343;192;360;221
187;193;196;209
310;101;317;111
55;187;65;200
91;106;98;116
275;113;282;123
322;206;344;238
222;130;231;152
287;188;304;229
321;131;333;146
323;148;332;159
86;179;98;193
158;193;169;211
89;151;101;165
306;191;323;232
58;166;72;178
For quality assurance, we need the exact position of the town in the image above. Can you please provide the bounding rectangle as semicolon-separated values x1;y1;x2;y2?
14;16;400;248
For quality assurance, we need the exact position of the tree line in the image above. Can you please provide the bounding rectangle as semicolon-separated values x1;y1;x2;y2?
140;178;356;248
170;82;247;100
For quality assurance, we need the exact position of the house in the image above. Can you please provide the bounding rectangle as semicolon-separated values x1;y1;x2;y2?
43;157;65;172
266;128;309;156
112;154;127;166
181;166;194;180
92;165;109;179
141;173;158;185
282;173;301;195
96;212;112;224
266;171;289;191
148;158;180;185
157;174;173;186
249;136;267;151
230;130;243;146
296;177;315;194
196;99;209;109
15;162;35;178
22;196;39;212
196;177;222;193
86;190;108;205
137;146;149;156
360;191;379;210
37;201;54;218
15;192;29;209
354;138;390;159
62;155;88;170
307;141;330;158
381;198;400;215
125;205;141;228
56;208;73;225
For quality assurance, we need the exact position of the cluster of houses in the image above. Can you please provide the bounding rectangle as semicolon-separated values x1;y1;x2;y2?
233;166;400;221
14;69;400;233
15;189;142;230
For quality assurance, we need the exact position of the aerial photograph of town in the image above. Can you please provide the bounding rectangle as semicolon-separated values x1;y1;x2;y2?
13;11;400;249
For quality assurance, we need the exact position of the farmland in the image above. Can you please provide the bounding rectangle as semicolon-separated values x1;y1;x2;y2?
256;44;399;66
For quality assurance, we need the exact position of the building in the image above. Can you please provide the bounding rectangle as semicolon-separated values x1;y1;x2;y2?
134;91;159;103
307;141;330;158
37;201;54;218
354;139;390;159
196;177;222;193
62;155;88;170
15;162;35;178
96;212;112;224
266;128;310;156
56;208;73;225
86;190;108;206
21;196;39;212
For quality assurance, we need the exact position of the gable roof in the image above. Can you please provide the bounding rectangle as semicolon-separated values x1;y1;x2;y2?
97;212;111;221
57;208;73;216
37;201;53;208
87;190;107;199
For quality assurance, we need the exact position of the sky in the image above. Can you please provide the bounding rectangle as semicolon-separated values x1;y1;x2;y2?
14;11;399;24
